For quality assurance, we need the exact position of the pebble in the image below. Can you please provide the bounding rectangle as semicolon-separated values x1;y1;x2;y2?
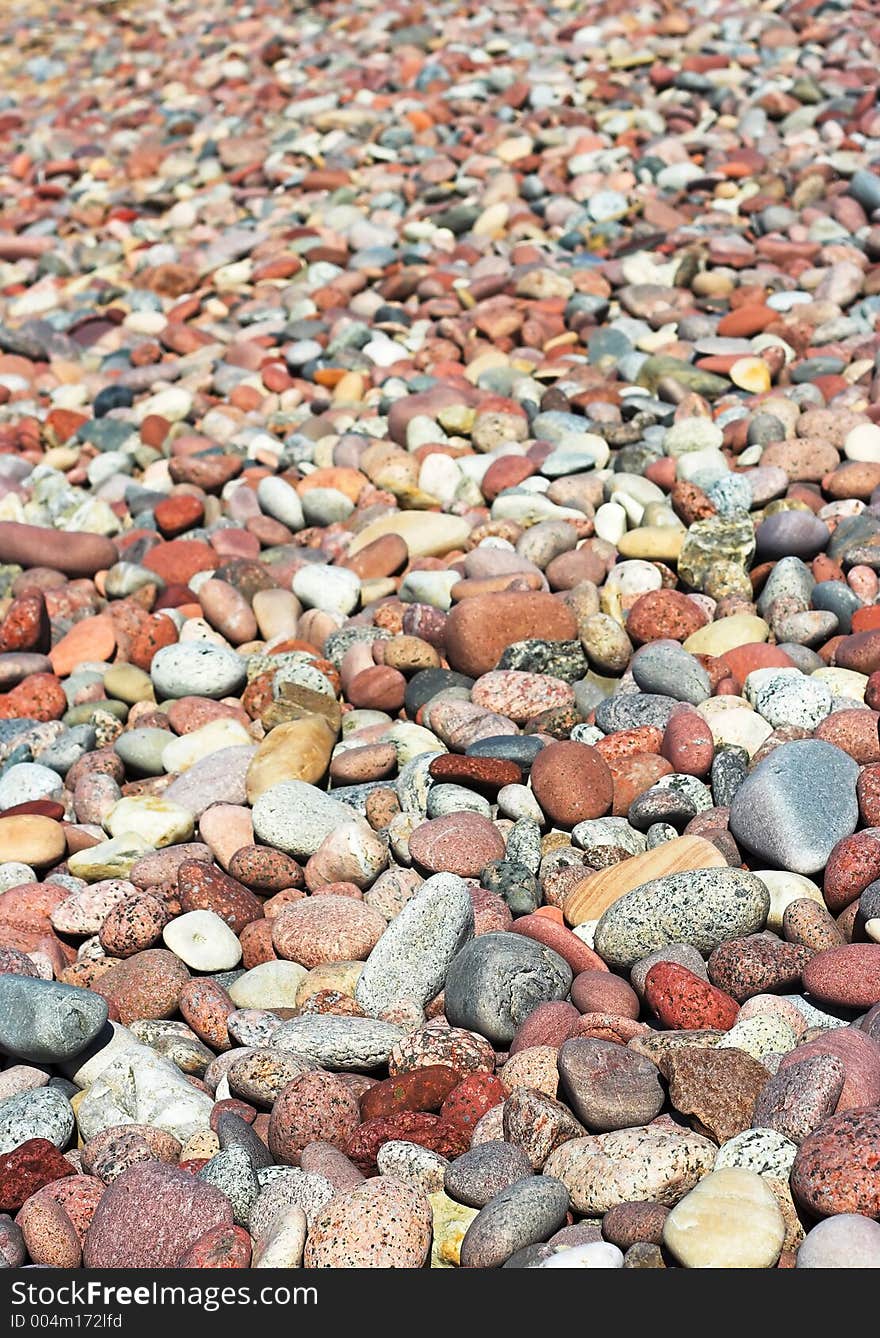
0;977;108;1063
0;0;879;1276
797;1215;880;1268
729;741;860;876
444;934;573;1046
459;1176;570;1269
662;1169;785;1269
593;868;770;970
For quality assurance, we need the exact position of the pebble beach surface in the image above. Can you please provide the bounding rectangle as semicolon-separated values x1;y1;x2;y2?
1;0;880;1272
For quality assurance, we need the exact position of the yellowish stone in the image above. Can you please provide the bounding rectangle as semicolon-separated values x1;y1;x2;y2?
811;666;868;702
347;512;471;559
616;526;684;561
730;357;771;394
161;718;252;774
683;613;769;657
245;716;336;802
180;1130;220;1161
663;1168;785;1268
697;699;773;757
296;961;363;1007
429;1192;479;1267
104;796;194;849
753;869;825;934
68;833;154;882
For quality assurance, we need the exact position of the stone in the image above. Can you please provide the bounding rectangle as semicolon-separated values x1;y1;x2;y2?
593;868;770;971
444;933;573;1046
662;1168;785;1268
355;873;473;1018
304;1176;432;1268
544;1124;716;1215
83;1162;232;1267
459;1175;570;1269
797;1214;880;1268
791;1108;880;1219
729;740;860;876
558;1038;664;1131
0;977;108;1063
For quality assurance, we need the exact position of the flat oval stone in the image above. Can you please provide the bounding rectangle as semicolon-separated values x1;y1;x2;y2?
459;1175;570;1269
593;868;770;971
445;933;573;1046
729;740;859;876
544;1124;716;1215
445;592;577;678
83;1161;233;1267
802;945;880;1010
408;813;506;878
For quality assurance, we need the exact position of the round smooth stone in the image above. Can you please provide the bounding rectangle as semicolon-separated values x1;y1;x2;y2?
0;815;65;868
459;1175;570;1269
151;644;246;701
797;1215;880;1268
163;910;243;971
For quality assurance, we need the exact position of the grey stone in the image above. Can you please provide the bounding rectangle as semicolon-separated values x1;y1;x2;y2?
729;739;859;876
594;693;678;733
444;1141;534;1208
444;933;573;1046
756;555;814;619
558;1038;664;1132
215;1111;274;1170
593;867;770;970
197;1144;260;1227
250;1168;335;1235
150;643;247;701
271;1016;405;1070
0;977;109;1064
631;642;710;705
459;1175;570;1268
0;1086;74;1153
251;780;373;859
355;872;474;1018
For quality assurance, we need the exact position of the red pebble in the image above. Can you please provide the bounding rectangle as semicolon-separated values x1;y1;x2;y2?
644;962;740;1031
661;705;715;776
439;1071;505;1134
359;1065;461;1121
509;912;609;973
824;831;880;913
0;1138;74;1211
345;1112;466;1172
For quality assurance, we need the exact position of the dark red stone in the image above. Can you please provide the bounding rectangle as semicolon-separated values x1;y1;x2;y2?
0;1139;74;1211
